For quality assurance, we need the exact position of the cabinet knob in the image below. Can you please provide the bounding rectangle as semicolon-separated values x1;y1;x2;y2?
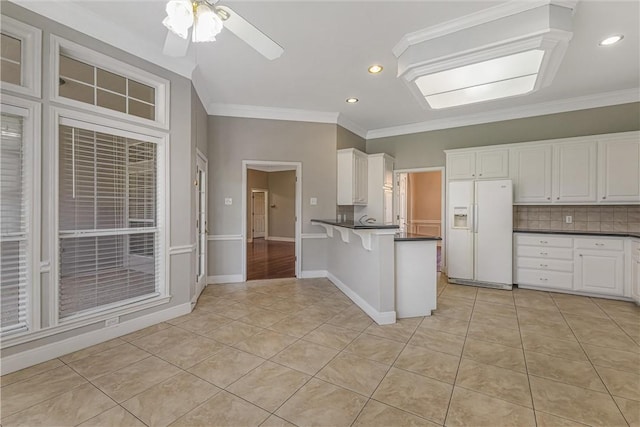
579;254;583;257
479;174;483;176
602;196;606;200
472;174;475;177
547;197;550;200
556;197;560;200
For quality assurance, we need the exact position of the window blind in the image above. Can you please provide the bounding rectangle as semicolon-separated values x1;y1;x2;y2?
58;124;159;319
1;113;28;335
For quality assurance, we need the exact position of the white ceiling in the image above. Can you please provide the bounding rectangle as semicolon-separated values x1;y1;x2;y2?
14;1;640;138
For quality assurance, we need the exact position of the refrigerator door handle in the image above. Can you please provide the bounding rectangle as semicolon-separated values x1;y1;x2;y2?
473;204;479;233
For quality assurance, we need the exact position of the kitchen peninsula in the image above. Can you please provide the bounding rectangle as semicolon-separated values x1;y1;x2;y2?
311;219;441;325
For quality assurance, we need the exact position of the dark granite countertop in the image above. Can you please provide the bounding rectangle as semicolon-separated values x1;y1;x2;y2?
514;229;640;239
394;232;442;241
311;219;399;230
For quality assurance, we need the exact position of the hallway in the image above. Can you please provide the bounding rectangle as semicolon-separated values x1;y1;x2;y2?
247;239;295;281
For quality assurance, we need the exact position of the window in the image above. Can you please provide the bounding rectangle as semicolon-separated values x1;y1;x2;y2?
51;36;169;128
0;16;42;97
1;112;28;335
58;120;162;320
59;55;156;121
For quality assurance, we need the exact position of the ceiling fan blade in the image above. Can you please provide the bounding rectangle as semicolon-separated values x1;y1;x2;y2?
217;5;284;60
162;30;190;57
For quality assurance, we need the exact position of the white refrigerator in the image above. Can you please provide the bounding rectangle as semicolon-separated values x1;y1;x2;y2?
447;179;513;289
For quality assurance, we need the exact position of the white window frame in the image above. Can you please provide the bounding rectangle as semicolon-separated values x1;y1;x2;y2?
49;106;170;329
0;15;42;98
0;94;41;338
49;35;170;130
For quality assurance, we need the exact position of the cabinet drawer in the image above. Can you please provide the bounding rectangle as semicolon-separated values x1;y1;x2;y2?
574;238;623;251
517;269;573;290
515;234;572;248
517;246;573;260
517;257;573;272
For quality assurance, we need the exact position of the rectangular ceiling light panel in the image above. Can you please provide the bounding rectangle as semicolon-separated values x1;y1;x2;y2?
415;49;545;109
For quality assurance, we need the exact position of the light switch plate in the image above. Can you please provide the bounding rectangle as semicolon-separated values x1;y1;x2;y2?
565;215;572;224
310;197;317;205
225;198;232;205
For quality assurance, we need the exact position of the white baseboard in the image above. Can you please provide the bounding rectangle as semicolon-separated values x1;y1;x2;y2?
208;274;243;284
1;302;192;375
326;272;396;325
266;236;295;242
299;270;328;278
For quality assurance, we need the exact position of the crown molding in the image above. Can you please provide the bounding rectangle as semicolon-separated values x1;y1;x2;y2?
337;115;368;139
207;103;368;138
366;88;640;140
10;0;197;79
392;0;579;58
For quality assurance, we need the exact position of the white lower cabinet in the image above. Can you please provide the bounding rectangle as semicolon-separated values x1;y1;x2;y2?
515;233;632;299
574;250;624;296
631;239;640;303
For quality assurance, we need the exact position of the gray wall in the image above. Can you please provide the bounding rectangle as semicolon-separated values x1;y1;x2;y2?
207;116;337;276
268;170;296;239
337;125;366;151
367;103;640;169
1;3;196;356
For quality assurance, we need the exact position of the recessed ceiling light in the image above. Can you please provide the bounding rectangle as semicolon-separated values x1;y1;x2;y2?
368;65;383;74
599;35;624;46
346;97;359;104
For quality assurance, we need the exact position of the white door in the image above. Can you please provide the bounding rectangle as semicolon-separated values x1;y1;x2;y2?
252;191;266;238
553;141;597;202
195;155;207;297
447;180;474;280
574;250;624;296
511;145;552;203
396;173;408;231
475;180;513;285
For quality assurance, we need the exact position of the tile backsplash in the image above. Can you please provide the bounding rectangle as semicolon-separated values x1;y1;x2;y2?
514;205;640;233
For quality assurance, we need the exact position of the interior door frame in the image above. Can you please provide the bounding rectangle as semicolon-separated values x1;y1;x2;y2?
394;166;446;273
195;149;208;298
250;188;269;241
241;160;302;282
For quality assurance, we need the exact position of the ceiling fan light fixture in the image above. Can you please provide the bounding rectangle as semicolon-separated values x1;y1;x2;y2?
192;3;224;43
162;0;194;39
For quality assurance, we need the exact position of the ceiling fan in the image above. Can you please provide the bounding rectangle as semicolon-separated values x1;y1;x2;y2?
161;0;284;60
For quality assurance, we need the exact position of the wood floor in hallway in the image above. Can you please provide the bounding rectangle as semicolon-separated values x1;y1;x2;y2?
247;238;295;280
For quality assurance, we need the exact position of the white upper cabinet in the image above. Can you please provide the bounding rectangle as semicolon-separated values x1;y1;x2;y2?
552;141;597;203
337;148;368;205
510;145;552;203
598;136;640;203
447;149;508;180
383;155;394;189
476;149;509;178
447;152;476;180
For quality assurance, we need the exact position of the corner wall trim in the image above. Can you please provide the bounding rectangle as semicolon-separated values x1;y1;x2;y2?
299;270;328;279
301;233;328;239
168;244;196;255
207;235;243;241
0;302;191;375
326;272;396;325
208;274;243;284
266;236;295;242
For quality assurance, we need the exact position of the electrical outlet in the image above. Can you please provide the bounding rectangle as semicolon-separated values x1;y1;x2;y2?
565;215;573;224
105;317;119;327
310;197;317;206
224;198;232;205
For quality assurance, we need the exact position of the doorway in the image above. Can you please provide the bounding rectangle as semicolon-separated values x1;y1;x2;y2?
242;161;302;281
395;167;445;272
195;150;208;298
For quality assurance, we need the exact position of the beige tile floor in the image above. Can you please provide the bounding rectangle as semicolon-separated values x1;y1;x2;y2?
2;275;639;426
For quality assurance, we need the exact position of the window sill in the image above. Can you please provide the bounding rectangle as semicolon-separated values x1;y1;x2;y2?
1;295;172;349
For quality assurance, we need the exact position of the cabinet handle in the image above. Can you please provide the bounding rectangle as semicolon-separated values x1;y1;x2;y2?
556;197;560;200
472;174;475;177
539;278;548;281
479;173;483;176
540;264;548;267
547;197;551;200
602;196;606;200
540;252;548;255
579;254;583;257
595;243;605;246
540;240;548;244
